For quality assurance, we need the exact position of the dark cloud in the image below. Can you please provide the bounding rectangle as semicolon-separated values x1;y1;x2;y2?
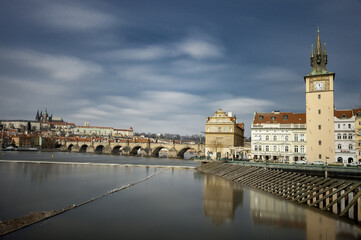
0;0;360;136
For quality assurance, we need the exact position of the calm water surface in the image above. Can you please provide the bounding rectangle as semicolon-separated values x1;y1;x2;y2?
1;152;361;240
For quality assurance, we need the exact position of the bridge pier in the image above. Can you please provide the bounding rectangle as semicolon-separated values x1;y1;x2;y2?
86;146;95;153
71;145;80;153
168;147;178;158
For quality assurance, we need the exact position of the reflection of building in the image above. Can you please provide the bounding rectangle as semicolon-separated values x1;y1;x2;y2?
205;109;245;160
203;174;243;225
305;209;335;240
251;111;306;162
249;190;306;228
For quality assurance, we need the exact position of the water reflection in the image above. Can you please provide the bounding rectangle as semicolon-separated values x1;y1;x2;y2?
250;191;305;229
202;174;243;225
200;173;361;239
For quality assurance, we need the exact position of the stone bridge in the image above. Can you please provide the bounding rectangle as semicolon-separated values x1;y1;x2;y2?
59;140;205;159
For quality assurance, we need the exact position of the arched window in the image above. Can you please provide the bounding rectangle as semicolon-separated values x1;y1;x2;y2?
266;145;269;152
294;134;298;141
273;145;277;152
337;134;341;140
294;145;298;153
343;133;347;139
285;146;289;152
258;145;262;151
300;145;305;153
273;136;277;141
348;133;353;140
266;135;269;141
254;145;258;151
337;144;342;150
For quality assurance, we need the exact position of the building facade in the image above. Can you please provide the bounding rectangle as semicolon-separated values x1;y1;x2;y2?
354;109;361;163
334;110;356;163
304;29;335;163
251;111;306;162
205;109;245;160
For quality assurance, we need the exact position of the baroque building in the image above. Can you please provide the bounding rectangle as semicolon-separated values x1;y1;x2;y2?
251;111;306;162
205;109;245;160
304;28;335;163
354;110;361;163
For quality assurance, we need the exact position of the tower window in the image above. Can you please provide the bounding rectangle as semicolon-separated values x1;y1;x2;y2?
318;94;321;99
319;154;322;159
318;109;321;114
318;125;321;130
319;140;321;145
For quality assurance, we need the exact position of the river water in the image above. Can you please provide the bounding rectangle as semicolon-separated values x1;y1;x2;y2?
1;152;361;240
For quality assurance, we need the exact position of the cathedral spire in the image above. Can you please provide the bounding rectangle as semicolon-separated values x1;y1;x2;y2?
307;27;330;76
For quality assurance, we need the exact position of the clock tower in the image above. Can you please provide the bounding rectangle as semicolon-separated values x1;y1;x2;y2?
304;28;335;163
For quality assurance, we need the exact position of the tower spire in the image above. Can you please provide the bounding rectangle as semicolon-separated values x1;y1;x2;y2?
308;27;330;76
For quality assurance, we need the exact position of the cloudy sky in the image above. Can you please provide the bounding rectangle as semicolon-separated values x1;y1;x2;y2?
0;0;360;136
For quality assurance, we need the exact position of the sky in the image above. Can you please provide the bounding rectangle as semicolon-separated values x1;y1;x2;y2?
0;0;360;137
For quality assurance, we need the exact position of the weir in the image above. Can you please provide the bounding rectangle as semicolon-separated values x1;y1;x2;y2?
197;162;361;223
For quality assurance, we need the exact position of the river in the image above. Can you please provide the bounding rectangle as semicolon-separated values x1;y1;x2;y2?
1;152;361;239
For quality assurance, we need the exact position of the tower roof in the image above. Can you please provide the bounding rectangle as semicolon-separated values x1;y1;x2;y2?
306;27;333;76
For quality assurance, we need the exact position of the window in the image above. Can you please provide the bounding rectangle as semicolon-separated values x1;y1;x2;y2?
283;115;288;120
300;134;305;141
294;134;298;141
349;144;353;150
218;127;222;132
318;109;321;114
254;145;258;151
338;124;340;129
359;141;361;147
348;124;351;129
285;146;289;152
319;154;322;159
348;134;352;140
280;146;284;152
266;145;269;152
300;146;305;153
259;115;264;120
294;145;299;153
318;94;321;99
273;136;277;141
217;138;222;144
343;124;346;129
266;135;269;141
343;133;347;139
273;145;277;152
319;140;322;145
258;145;262;151
285;136;289;141
337;144;342;150
318;125;321;130
337;134;341;140
211;127;215;132
271;116;276;120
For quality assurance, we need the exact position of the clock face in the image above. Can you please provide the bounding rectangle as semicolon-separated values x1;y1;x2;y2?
314;82;324;91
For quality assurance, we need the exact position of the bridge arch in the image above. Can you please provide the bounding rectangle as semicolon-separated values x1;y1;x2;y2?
94;145;104;154
177;147;195;159
67;144;73;151
111;145;122;155
79;144;88;153
130;146;143;156
152;147;168;158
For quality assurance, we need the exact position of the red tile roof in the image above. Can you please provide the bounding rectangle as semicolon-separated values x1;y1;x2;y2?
334;110;353;119
253;112;306;124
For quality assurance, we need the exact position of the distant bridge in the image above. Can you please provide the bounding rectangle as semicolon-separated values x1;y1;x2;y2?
59;140;205;159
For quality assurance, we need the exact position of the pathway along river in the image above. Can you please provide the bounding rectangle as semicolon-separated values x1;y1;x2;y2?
1;152;361;239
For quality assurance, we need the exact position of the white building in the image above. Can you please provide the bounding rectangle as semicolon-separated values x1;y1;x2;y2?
251;111;306;162
334;110;356;163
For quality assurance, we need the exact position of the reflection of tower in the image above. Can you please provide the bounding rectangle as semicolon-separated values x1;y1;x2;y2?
202;174;243;225
249;191;306;229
